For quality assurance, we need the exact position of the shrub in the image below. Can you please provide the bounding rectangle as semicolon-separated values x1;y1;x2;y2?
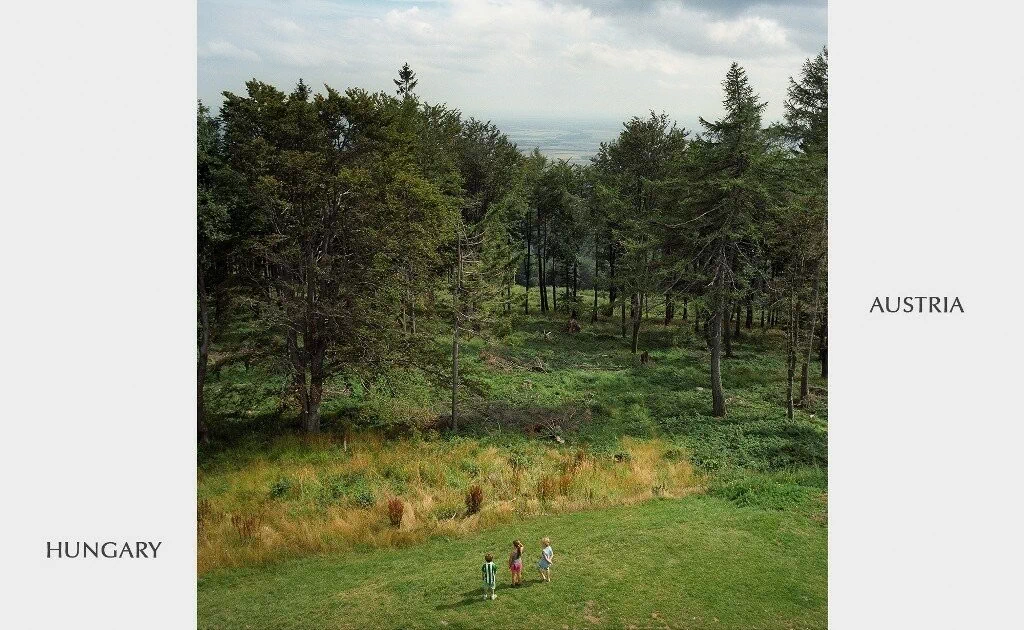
710;473;821;511
508;448;532;471
429;503;461;521
269;476;293;498
662;446;687;462
380;463;411;487
353;485;376;509
387;498;404;527
459;458;481;478
465;484;484;515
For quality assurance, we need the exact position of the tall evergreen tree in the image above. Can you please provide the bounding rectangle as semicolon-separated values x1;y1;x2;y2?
678;63;785;416
197;102;230;444
394;62;419;97
219;81;458;433
782;48;828;407
592;112;687;352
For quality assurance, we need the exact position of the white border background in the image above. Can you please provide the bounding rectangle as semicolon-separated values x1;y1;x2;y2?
0;1;196;628
1;1;1022;628
830;1;1024;628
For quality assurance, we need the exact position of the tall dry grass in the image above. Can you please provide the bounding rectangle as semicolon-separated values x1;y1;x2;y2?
198;433;702;574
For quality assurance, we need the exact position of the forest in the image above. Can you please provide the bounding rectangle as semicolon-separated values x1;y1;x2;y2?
199;53;826;439
197;53;827;629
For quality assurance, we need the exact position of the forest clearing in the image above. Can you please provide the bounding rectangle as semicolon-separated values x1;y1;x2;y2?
198;288;826;628
197;52;827;628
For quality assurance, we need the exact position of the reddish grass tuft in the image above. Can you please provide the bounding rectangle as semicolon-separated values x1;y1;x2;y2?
465;485;484;515
230;512;264;541
537;475;559;501
387;498;405;527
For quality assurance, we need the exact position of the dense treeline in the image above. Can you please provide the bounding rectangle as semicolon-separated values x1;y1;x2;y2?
198;52;827;441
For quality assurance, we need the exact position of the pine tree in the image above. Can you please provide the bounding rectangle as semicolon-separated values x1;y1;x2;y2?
394;62;419;97
592;112;687;353
782;48;828;405
219;80;458;433
677;63;785;417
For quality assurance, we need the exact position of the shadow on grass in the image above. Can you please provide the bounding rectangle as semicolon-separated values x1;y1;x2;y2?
435;581;544;610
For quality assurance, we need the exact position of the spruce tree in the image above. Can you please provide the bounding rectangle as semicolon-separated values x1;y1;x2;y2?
394;62;419;97
679;63;784;417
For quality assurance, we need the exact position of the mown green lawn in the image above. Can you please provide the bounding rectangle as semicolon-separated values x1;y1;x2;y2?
198;490;826;630
201;289;827;629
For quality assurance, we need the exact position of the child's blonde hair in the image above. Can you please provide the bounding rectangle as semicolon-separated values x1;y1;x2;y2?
542;537;551;546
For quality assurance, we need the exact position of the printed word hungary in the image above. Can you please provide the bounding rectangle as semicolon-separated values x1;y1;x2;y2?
46;540;162;559
870;296;964;313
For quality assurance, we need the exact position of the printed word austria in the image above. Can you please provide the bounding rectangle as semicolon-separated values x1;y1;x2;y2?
46;541;162;559
870;296;964;313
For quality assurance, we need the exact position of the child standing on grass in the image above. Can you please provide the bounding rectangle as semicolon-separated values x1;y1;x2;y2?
538;537;553;582
482;553;498;600
509;540;524;587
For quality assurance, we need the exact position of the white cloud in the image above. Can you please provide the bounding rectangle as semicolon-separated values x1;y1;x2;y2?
199;40;260;62
564;42;690;75
707;17;790;49
197;0;824;121
267;18;304;36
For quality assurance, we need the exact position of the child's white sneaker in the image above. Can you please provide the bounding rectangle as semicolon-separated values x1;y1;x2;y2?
491;593;497;600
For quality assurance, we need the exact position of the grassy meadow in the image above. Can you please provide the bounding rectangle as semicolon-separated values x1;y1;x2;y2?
199;287;827;628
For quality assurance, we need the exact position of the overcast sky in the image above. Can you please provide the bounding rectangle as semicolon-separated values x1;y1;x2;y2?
198;0;826;126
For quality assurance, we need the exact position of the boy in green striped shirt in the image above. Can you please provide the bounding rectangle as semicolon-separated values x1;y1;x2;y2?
481;553;498;600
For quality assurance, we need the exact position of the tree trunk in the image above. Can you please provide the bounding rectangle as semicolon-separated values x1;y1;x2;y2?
552;258;557;312
287;323;325;435
801;269;822;404
682;296;688;320
745;298;753;329
760;308;765;329
197;269;211;445
620;296;626;337
608;240;617;306
799;363;809;406
452;238;461;432
524;210;531;314
591;240;599;322
710;252;727;417
664;294;674;325
306;351;324;433
630;293;641;353
819;320;828;379
723;299;733;358
538;221;547;313
786;274;801;420
786;306;796;418
573;260;578;299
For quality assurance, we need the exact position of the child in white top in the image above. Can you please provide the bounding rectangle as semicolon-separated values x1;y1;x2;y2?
537;537;553;582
